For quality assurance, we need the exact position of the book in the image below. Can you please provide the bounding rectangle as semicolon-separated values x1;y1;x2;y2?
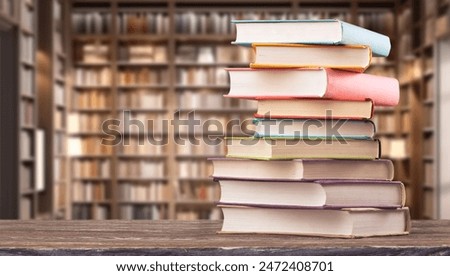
20;197;32;220
250;44;371;73
217;179;405;208
225;137;380;160
82;44;109;63
220;206;410;238
436;14;448;39
255;99;373;120
35;130;45;192
211;158;394;181
232;19;391;57
226;68;399;106
253;118;375;139
380;137;407;159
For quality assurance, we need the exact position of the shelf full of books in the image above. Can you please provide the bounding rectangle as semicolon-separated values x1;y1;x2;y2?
18;0;39;219
66;0;405;220
393;0;447;219
0;0;40;219
36;0;69;219
52;0;69;219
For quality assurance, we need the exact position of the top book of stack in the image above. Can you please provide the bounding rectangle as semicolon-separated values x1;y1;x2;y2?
232;19;391;57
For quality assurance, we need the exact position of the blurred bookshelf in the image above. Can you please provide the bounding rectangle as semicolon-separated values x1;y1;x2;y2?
0;0;45;219
437;18;450;219
395;0;450;219
20;0;40;219
37;0;69;219
1;0;441;220
63;0;416;220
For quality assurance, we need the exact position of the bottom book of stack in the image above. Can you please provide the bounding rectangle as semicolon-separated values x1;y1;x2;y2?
220;205;410;238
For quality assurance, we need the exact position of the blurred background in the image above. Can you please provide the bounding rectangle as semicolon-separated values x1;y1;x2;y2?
0;0;448;220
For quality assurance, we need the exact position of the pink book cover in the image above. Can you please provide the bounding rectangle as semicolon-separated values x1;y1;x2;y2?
325;68;399;106
226;68;399;106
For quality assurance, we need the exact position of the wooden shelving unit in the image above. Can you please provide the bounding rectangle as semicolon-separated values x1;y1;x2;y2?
37;0;69;219
436;6;450;219
429;0;450;219
394;0;450;219
63;0;407;220
0;0;43;219
4;0;444;221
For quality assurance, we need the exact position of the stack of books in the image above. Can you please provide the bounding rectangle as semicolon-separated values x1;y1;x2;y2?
211;19;411;238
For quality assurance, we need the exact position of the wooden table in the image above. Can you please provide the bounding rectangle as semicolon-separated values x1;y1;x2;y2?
0;220;449;255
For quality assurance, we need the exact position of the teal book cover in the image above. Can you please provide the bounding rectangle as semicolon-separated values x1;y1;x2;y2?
252;118;376;140
232;19;391;57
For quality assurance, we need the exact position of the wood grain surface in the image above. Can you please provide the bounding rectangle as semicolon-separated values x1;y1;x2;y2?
0;220;449;255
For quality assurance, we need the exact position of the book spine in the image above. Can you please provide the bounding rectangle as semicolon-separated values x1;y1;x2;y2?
376;139;381;159
400;182;406;207
340;21;391;57
253;113;372;120
250;62;366;73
